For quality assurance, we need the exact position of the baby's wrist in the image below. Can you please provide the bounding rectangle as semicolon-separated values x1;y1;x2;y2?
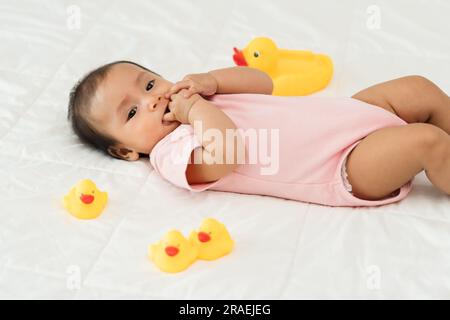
207;71;219;94
186;95;202;122
187;96;204;123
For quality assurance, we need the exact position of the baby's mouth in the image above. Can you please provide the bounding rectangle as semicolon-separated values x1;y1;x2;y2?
163;105;170;115
161;104;171;126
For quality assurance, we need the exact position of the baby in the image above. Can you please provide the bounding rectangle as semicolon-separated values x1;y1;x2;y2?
67;61;450;207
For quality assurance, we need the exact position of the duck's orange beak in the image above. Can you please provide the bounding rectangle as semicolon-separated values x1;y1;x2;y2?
80;193;94;204
165;246;179;257
198;232;211;243
233;47;247;66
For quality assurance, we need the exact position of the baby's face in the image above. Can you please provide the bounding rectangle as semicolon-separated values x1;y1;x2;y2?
90;63;179;160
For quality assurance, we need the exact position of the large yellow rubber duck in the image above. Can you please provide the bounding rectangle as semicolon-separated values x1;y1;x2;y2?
63;179;108;220
189;218;234;261
149;230;198;273
233;37;333;96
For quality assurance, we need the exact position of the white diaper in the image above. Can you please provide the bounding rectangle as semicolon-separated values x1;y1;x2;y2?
341;156;353;194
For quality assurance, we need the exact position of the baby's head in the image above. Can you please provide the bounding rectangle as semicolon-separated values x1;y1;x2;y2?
67;61;179;161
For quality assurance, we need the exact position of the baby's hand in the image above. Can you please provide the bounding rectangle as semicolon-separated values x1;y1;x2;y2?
163;89;202;124
164;73;218;99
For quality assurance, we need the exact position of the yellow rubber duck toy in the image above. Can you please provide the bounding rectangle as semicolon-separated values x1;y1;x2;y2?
149;230;198;273
233;37;333;96
63;179;108;220
189;218;234;261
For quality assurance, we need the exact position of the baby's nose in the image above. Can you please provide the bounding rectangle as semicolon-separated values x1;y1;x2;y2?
148;96;162;110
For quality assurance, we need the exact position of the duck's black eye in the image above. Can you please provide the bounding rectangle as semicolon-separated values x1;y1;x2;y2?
127;106;137;121
253;51;260;58
146;80;155;91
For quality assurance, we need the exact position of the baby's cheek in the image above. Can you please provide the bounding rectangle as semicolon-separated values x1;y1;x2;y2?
135;121;155;141
143;132;160;154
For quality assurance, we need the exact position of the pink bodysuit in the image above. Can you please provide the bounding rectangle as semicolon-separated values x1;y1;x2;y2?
149;94;413;207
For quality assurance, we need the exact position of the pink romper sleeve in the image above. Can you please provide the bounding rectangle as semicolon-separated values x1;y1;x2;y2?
149;124;222;192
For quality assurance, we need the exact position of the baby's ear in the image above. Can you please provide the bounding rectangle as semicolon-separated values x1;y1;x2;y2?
107;146;139;161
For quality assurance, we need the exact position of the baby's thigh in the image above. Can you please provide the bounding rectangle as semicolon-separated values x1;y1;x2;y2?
345;123;436;200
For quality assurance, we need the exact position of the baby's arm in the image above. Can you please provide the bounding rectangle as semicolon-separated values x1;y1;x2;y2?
208;66;273;95
163;89;245;184
165;67;273;99
186;97;244;184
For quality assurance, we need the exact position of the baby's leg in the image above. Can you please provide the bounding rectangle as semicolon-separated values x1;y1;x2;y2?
352;75;450;135
346;123;450;200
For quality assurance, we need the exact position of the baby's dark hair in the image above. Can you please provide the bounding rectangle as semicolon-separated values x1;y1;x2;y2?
67;60;159;159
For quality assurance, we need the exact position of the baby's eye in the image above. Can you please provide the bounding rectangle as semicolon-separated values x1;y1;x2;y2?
146;80;155;91
127;106;137;121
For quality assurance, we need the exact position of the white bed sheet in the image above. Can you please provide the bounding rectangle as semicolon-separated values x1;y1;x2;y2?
0;0;449;299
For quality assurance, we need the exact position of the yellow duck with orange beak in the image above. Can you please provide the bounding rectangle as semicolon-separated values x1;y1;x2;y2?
233;37;333;96
189;218;234;261
149;230;198;273
63;179;108;220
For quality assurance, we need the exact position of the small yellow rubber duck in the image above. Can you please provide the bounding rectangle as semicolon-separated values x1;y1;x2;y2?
189;218;234;261
63;179;108;220
233;37;333;96
149;230;198;273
